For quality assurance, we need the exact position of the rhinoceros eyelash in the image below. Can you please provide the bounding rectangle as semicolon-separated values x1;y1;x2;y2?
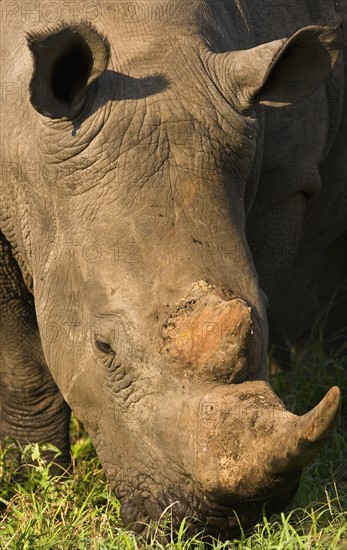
95;339;115;356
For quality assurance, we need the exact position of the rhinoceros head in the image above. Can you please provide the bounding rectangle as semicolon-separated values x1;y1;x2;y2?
25;18;341;538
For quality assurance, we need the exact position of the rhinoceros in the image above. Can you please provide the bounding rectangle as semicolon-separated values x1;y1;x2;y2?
0;0;346;539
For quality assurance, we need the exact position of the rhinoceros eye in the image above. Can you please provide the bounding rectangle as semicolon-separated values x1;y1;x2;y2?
95;339;115;355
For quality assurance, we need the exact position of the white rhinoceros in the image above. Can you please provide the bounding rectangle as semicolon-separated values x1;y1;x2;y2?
0;0;345;539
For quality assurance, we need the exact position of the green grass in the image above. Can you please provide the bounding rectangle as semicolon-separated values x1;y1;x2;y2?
0;343;346;549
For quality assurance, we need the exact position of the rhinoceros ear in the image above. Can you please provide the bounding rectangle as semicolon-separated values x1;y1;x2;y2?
27;22;110;119
209;25;341;113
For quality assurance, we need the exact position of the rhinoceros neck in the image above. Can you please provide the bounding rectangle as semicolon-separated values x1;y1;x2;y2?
96;0;248;25
95;0;255;51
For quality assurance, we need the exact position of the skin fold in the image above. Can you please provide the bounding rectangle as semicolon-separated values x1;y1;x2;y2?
0;0;345;539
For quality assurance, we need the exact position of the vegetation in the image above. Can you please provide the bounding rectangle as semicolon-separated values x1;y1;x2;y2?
0;341;346;549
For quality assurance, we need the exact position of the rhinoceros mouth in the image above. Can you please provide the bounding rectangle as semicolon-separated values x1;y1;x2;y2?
176;480;300;539
124;478;300;541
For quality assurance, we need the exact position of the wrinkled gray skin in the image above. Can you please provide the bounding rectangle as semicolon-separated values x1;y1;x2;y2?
0;0;346;539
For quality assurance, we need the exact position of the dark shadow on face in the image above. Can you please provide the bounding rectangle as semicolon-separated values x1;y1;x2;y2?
72;70;169;132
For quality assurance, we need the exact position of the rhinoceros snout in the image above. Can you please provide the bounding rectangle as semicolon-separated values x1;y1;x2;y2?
161;281;263;382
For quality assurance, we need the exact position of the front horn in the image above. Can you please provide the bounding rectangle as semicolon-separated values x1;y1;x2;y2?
270;386;342;474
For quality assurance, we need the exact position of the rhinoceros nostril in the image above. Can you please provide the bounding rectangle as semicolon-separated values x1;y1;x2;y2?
161;290;263;382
